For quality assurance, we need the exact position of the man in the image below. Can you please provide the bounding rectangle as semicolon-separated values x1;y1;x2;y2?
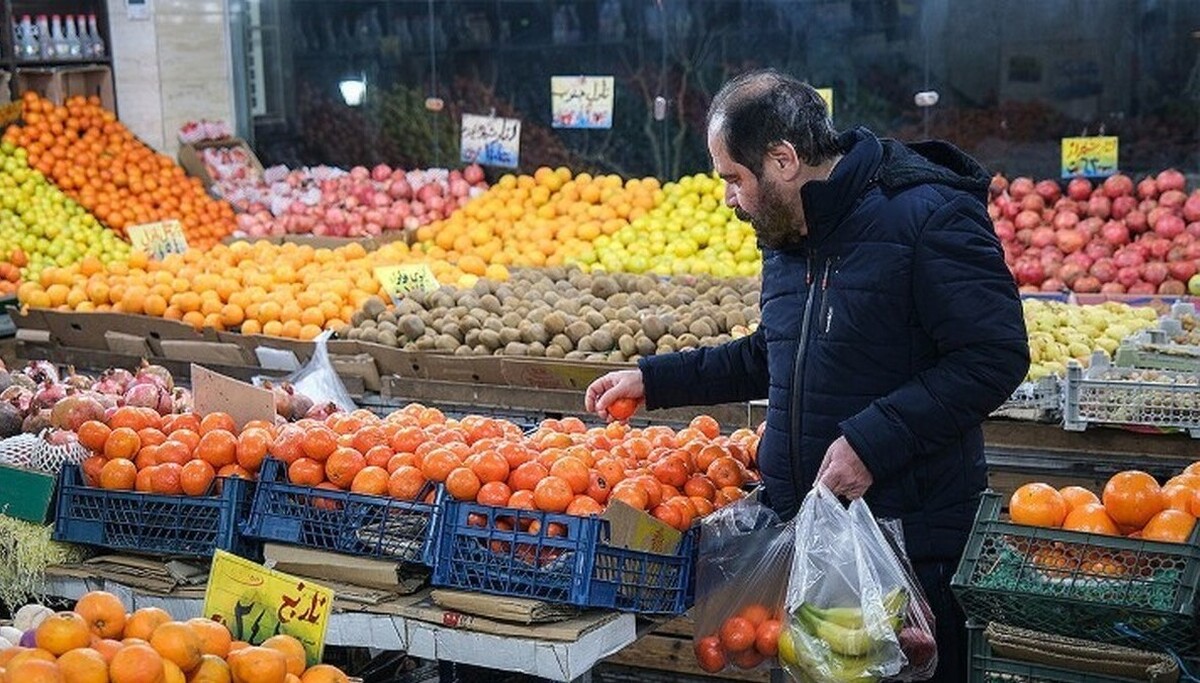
585;70;1028;681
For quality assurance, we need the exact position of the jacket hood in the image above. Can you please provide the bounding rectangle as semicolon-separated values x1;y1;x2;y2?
878;136;992;203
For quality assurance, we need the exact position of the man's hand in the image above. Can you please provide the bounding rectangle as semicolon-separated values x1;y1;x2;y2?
816;436;873;499
584;369;645;422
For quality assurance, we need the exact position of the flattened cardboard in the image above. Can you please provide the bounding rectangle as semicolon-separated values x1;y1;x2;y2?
160;340;252;366
330;353;381;393
107;313;211;344
431;589;578;624
234;334;315;364
502;358;630;390
105;331;153;358
601;500;681;556
43;310;112;350
359;343;421;379
191;364;275;429
16;328;51;344
264;543;426;594
422;354;506;385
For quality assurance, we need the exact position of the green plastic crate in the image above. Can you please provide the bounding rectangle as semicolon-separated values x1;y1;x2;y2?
968;622;1163;683
0;463;56;523
952;492;1200;657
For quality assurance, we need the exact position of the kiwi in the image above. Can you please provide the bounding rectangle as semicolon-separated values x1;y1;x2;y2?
658;334;678;351
346;327;363;341
545;344;566;359
376;329;397;347
589;329;614;352
726;310;747;328
505;342;529;356
668;321;688;337
362;296;387;319
565;351;587;360
415;336;436;350
473;345;491;356
557;298;582;315
499;328;521;345
584;310;606;329
465;329;481;347
480;294;503;314
635;335;656;357
404;289;427;307
565;321;593;344
550;334;574;352
543;312;567;336
618;335;637;357
479;329;502;350
577;337;594;353
642;315;666;341
434;334;459;352
607;350;626;363
440;322;464;343
483;317;504;333
501;312;522;329
678;333;700;349
527;341;546;357
689;319;714;338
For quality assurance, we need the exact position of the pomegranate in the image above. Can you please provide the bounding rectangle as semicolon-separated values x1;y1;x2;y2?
1058;263;1086;287
0;402;20;437
1052;211;1079;231
1073;276;1101;293
9;373;34;392
1168;260;1198;283
1111;196;1137;220
1015;210;1041;232
1102;174;1133;199
1156;169;1186;193
124;383;172;415
1142;262;1169;286
1100;282;1126;294
1137;177;1159;200
1129;282;1158;295
1101;221;1129;246
1159;279;1187;296
1090;258;1117;283
1031;227;1056;248
287;387;314;421
23;361;59;385
62;367;93;391
1126;210;1149;234
1013;259;1046;286
1084;240;1113;260
1183;195;1200;223
1086;195;1111;220
1155;214;1185;240
172;387;193;413
1009;177;1035;200
23;409;51;434
2;385;32;414
50;393;106;431
1117;266;1142;289
993;219;1015;242
31;381;66;411
1158;189;1186;211
305;402;341;421
135;360;174;392
1067;177;1092;201
1035;180;1061;203
463;164;486;185
1113;249;1144;269
1079;217;1103;237
1040;278;1066;292
263;381;292;418
1055;229;1086;254
1021;193;1046;213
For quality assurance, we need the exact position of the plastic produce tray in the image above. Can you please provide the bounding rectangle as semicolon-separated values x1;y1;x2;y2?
967;622;1165;683
952;492;1200;657
242;457;437;565
1114;302;1200;372
53;464;257;558
1063;355;1200;438
992;376;1062;421
431;497;697;614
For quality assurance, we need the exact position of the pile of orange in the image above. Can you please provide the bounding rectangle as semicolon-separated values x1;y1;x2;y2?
270;404;759;532
694;604;782;672
0;260;20;296
76;407;268;494
0;590;350;683
16;239;504;336
3;93;236;249
1010;465;1200;543
410;167;662;269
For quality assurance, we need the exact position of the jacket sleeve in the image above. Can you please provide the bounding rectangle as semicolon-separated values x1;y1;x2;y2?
637;329;770;410
839;194;1029;482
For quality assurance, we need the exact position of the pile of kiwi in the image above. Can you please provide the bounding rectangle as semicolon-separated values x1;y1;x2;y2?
339;267;761;363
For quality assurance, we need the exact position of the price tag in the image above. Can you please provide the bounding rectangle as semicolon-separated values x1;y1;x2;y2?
551;76;615;129
126;219;188;260
375;264;439;300
1061;136;1118;178
203;550;333;667
460;113;521;169
816;88;834;118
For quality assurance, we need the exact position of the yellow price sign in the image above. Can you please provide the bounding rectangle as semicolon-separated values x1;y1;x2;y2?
375;264;439;300
202;550;333;666
1061;136;1118;179
816;88;834;118
127;220;189;260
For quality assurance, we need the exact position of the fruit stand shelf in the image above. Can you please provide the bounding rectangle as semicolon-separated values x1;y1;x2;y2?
41;574;638;682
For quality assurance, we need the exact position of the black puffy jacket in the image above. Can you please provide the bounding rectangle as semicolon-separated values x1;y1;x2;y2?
639;128;1029;562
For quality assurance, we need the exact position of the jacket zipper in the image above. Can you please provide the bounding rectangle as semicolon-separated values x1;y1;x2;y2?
818;258;836;334
789;253;823;481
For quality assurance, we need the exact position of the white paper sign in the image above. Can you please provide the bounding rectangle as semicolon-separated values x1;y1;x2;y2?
460;114;521;169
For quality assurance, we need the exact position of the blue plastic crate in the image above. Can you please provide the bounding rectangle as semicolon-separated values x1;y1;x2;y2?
242;458;438;565
431;498;697;614
53;464;257;558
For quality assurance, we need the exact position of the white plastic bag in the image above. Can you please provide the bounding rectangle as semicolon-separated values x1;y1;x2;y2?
781;484;930;683
255;331;355;412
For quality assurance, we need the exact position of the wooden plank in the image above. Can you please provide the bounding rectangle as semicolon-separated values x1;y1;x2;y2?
983;420;1197;461
653;614;697;638
603;633;770;682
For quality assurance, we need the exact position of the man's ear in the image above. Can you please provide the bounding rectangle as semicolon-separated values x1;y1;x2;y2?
765;140;801;180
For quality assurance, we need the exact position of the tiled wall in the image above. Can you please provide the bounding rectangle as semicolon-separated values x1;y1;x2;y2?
107;0;236;155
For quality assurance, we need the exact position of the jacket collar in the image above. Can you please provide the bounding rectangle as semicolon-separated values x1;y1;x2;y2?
799;127;883;248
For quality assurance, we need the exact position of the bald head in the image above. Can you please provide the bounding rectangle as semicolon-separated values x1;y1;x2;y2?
707;69;840;179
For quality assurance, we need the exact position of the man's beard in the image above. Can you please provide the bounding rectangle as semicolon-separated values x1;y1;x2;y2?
737;178;803;250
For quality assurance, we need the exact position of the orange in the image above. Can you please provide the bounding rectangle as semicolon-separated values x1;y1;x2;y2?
738;603;771;627
350;466;390;496
1142;509;1196;543
78;421;112;453
196;430;238;469
5;659;62;683
149;621;203;673
299;664;349;683
1162;484;1200;514
187;654;232;683
609;480;650;511
549;457;590;495
1062;503;1120;535
56;648;108;683
109;642;165;683
1010;483;1068;528
74;590;127;639
260;635;305;676
533;476;574;513
163;660;186;683
445;467;482;501
185;619;232;659
92;638;123;663
467;452;510;484
705;457;743;489
300;427;338;462
693;635;726;674
124;607;172;642
236;428;272;472
476;481;513;506
755;619;782;657
1058;486;1100;515
104;428;142;460
151;463;184;495
1103;471;1164;530
324;448;366;489
420;449;463;483
689;415;721;440
718;616;755;653
98;459;137;491
180;459;217;496
35;611;91;655
288;458;326;487
386;466;426;500
508;461;549;492
606;397;638;421
199;413;236;436
227;646;287;683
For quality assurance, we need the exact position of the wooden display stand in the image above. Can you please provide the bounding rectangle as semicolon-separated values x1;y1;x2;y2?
14;65;114;109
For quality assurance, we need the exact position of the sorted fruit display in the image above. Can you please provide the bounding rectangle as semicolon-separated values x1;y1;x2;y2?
274;404;759;530
0;591;352;682
342;267;760;361
571;172;760;278
1021;299;1158;380
0;141;129;286
3;93;237;248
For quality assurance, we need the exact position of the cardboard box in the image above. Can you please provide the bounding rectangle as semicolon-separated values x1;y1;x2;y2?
358;343;424;379
15;66;114;110
0;463;57;523
7;304;48;331
44;310;207;354
422;354;507;385
177;137;264;192
502;358;630;390
191;364;275;429
330;353;382;393
263;544;426;594
105;331;154;358
159;340;254;367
